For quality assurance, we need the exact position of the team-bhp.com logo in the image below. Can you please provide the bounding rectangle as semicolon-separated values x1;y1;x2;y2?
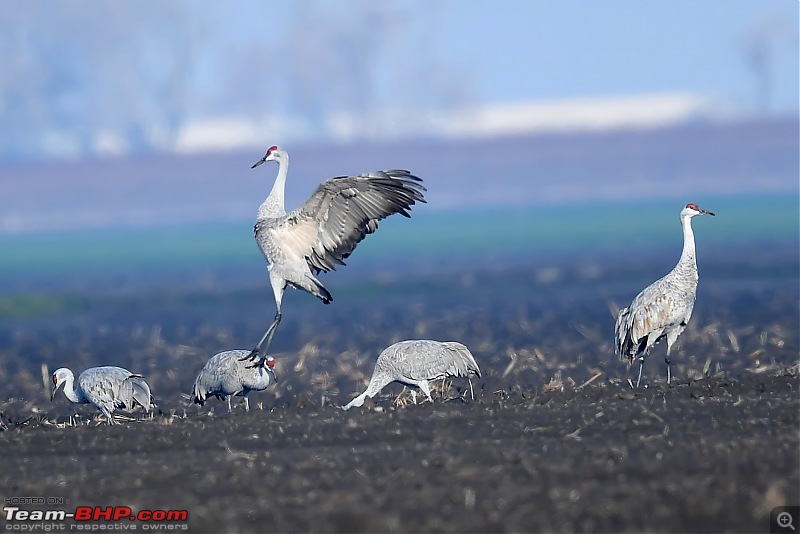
4;505;188;530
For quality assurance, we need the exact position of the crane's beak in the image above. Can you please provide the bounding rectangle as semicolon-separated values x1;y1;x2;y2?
701;209;715;216
50;382;63;401
251;157;266;169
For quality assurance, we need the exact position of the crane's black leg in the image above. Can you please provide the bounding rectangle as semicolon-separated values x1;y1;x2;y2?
665;357;671;385
635;356;645;388
242;311;282;366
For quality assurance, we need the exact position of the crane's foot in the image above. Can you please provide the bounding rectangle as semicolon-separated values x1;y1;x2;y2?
244;359;266;370
244;354;273;370
239;348;260;363
665;357;672;385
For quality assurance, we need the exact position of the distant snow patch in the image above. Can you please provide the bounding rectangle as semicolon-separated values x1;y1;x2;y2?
433;93;730;138
172;93;734;153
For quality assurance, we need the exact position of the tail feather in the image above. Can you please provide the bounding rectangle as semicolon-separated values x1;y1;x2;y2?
319;285;333;304
129;377;152;412
444;342;481;378
288;274;333;304
614;307;633;360
190;379;206;406
310;277;333;304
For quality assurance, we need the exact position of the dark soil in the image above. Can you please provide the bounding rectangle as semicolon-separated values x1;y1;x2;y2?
1;372;798;533
1;252;797;533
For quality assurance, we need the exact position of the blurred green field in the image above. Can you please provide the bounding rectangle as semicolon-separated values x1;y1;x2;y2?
1;195;796;281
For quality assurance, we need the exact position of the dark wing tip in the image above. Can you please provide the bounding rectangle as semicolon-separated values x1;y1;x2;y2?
386;170;423;181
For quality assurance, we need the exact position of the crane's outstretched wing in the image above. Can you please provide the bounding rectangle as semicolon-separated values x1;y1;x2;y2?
272;170;426;274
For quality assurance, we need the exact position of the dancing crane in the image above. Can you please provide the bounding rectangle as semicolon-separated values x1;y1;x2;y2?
191;350;277;412
51;366;153;425
343;340;481;410
244;145;426;366
615;203;715;387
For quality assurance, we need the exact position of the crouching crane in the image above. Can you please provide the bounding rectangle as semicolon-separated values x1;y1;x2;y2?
192;350;277;412
51;366;153;425
343;340;481;410
243;145;426;366
615;203;715;387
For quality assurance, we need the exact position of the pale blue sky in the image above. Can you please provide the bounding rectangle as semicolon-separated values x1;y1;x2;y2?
201;0;798;114
0;0;796;160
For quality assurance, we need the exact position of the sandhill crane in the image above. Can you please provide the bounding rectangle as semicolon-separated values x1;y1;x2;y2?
50;366;153;425
615;203;715;387
243;145;426;366
191;350;277;412
343;340;481;410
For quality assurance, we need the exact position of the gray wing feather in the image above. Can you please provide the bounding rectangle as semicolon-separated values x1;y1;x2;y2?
380;340;480;382
280;171;426;274
79;366;150;416
615;274;694;359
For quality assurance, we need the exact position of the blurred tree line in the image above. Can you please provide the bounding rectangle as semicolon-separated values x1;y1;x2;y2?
0;2;191;160
0;0;471;162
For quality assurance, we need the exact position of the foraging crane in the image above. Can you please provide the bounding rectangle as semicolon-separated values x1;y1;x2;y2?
51;366;153;425
244;145;426;366
191;350;277;412
615;203;715;387
343;340;481;410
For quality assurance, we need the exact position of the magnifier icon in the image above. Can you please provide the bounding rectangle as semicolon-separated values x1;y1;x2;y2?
778;512;796;531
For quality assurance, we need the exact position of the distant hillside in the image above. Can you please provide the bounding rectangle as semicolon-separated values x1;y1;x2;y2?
1;117;796;234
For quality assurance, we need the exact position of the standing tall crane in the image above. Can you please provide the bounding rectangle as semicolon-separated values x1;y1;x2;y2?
615;203;715;387
244;145;426;366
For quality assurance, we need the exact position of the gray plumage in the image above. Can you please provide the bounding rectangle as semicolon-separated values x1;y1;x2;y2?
615;203;715;387
51;366;153;425
191;351;276;412
343;340;481;410
244;145;426;365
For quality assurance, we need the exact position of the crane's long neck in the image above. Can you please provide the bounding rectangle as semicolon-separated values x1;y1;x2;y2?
258;152;288;219
676;214;698;275
343;373;392;410
364;372;393;399
61;372;85;404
